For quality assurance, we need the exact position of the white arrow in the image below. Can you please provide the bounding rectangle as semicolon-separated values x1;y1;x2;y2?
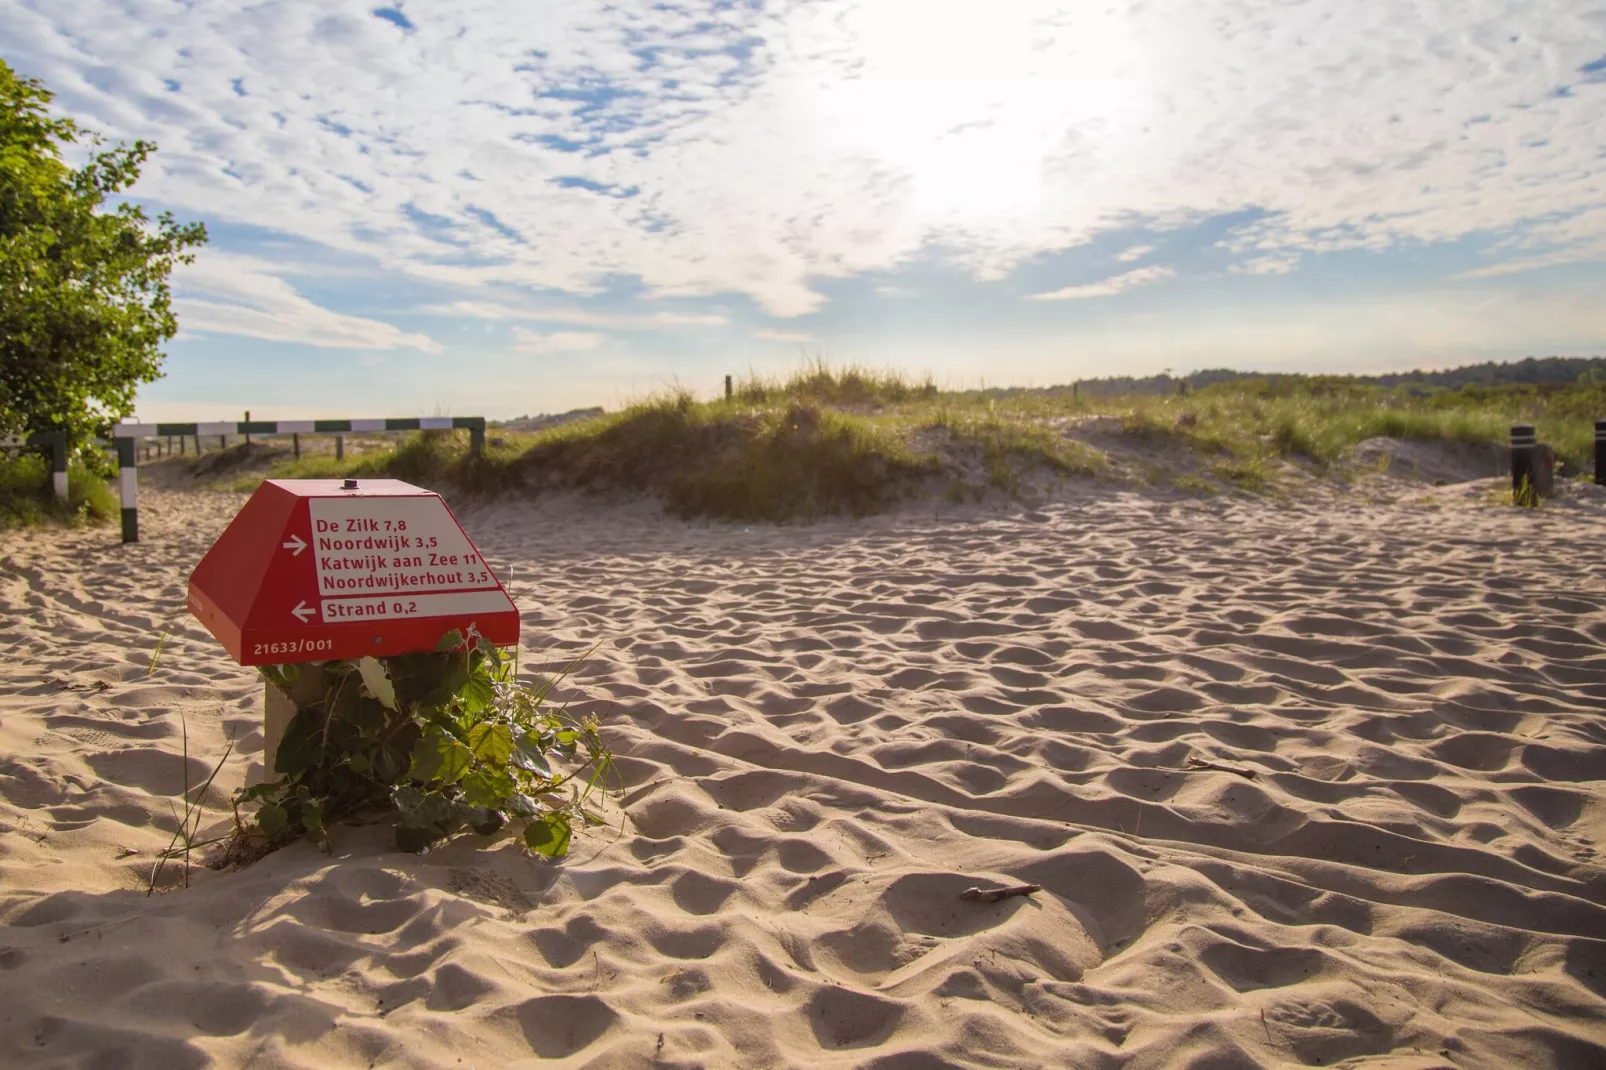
282;534;307;556
290;600;315;623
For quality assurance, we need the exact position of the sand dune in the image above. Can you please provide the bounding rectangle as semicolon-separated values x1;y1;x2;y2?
3;481;1605;1067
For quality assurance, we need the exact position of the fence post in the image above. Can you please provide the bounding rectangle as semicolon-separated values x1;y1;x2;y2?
1511;424;1536;507
293;432;301;459
20;431;69;501
725;374;732;400
1596;420;1605;486
244;411;252;446
116;435;138;542
336;435;344;461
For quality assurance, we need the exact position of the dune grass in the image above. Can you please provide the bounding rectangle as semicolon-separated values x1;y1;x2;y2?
0;452;118;529
216;366;1604;522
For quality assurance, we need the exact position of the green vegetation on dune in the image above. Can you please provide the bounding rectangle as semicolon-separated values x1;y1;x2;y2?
0;452;118;529
213;365;1606;523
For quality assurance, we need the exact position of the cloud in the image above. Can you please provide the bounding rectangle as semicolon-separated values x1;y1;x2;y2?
752;328;817;343
173;252;439;351
1113;244;1155;263
1231;253;1300;276
875;285;916;297
512;329;607;354
422;301;727;329
1028;265;1176;301
5;0;1604;318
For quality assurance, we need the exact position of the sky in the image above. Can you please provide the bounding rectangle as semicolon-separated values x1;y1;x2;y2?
3;0;1605;421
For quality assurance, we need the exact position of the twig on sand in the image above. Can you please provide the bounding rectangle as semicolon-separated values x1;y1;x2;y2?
1186;756;1257;780
959;883;1041;904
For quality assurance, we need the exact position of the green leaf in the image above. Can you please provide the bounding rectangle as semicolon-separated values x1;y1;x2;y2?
345;697;387;739
524;811;572;859
256;802;287;836
459;671;495;715
357;656;398;710
468;722;513;767
273;708;324;774
301;797;326;840
235;780;283;805
391;784;423;817
454;803;505;836
346;751;371;774
259;664;298;693
479;642;504;676
373;745;408;784
512;731;553;778
434;630;466;652
459;766;515;807
417;791;453;829
408;727;471;786
506;792;539;818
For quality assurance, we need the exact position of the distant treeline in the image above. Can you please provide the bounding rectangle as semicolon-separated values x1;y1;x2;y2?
1010;356;1606;399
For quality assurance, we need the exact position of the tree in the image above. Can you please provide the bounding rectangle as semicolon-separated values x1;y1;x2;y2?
0;59;206;452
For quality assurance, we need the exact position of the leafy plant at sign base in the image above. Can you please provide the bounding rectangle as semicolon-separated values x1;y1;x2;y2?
228;628;613;861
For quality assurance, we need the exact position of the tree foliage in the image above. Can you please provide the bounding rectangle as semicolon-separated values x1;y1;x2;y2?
0;59;206;447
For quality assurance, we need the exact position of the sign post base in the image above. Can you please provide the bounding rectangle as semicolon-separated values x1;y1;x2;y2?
254;667;328;785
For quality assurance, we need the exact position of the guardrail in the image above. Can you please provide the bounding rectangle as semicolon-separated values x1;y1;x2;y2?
111;417;487;543
0;431;69;501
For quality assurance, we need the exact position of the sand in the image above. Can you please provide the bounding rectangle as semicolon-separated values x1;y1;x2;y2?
2;480;1605;1068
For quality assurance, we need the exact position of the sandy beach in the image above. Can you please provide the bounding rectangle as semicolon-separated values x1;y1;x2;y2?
3;482;1605;1068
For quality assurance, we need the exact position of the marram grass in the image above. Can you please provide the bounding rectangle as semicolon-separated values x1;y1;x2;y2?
213;367;1605;523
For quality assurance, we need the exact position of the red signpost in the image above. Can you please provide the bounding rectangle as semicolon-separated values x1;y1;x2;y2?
188;479;519;665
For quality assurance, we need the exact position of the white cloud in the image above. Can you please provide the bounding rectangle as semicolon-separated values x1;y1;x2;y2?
753;328;818;343
1113;244;1155;263
173;252;439;351
512;329;606;354
3;0;1603;319
1028;265;1176;301
422;301;727;328
1231;253;1300;276
876;285;916;297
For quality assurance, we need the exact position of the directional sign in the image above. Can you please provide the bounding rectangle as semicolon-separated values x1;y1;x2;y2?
186;478;519;666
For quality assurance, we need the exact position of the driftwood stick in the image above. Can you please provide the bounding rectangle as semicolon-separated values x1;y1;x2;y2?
959;883;1041;904
1186;756;1258;780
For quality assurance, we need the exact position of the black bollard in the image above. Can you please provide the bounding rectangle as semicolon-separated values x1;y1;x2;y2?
336;435;345;461
724;374;732;400
244;411;251;446
1596;419;1606;486
293;432;301;459
1511;424;1536;507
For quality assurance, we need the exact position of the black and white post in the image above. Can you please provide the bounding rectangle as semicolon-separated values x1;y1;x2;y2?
1510;424;1537;507
1;432;68;502
116;435;138;542
1595;419;1605;487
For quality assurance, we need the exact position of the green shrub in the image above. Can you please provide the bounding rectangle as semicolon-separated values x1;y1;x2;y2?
0;451;116;528
226;629;613;861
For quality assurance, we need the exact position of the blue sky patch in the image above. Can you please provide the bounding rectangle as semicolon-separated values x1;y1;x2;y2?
371;6;414;32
